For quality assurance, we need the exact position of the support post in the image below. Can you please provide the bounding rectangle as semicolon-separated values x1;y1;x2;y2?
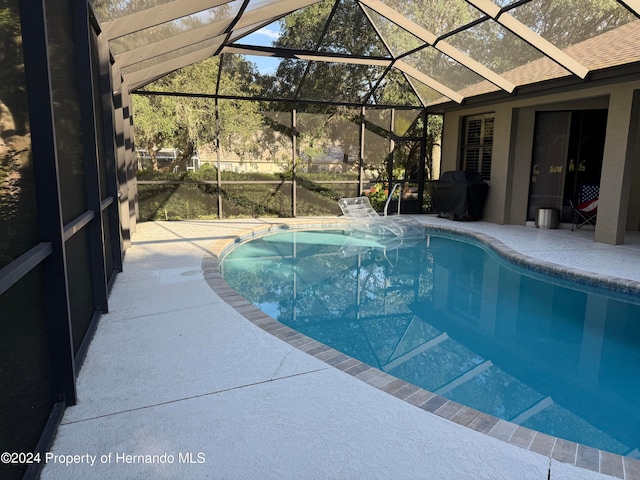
215;102;222;220
359;106;365;196
417;109;428;211
596;88;640;244
72;0;108;313
20;0;77;405
292;107;297;217
388;108;396;192
96;26;123;274
215;54;224;219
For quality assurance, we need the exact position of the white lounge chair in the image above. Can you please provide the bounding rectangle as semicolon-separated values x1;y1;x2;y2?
338;196;424;239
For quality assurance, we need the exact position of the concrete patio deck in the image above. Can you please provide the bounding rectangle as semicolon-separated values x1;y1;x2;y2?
40;217;640;480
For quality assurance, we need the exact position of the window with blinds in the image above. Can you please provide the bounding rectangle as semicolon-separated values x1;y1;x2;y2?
462;114;494;180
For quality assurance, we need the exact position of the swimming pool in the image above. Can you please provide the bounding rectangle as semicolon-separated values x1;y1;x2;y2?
219;228;640;456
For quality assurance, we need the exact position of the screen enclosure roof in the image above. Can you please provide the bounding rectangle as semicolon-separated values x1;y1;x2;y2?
94;0;640;108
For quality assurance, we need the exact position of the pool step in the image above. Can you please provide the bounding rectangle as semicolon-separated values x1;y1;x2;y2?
510;396;554;424
383;332;448;372
434;360;494;396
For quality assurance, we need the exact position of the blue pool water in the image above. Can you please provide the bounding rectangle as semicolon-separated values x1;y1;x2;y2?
220;229;640;455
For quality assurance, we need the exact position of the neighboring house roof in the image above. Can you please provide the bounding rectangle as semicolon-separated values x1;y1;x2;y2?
445;19;640;104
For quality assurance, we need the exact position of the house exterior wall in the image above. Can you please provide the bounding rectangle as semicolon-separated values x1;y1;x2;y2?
439;80;640;243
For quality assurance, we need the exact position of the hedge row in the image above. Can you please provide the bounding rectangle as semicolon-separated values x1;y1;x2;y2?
136;170;363;221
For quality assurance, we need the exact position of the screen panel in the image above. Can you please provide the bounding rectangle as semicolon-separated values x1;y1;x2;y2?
379;0;485;38
509;0;637;50
0;5;39;269
65;227;96;354
0;266;52;480
361;4;424;57
296;61;389;104
46;0;88;223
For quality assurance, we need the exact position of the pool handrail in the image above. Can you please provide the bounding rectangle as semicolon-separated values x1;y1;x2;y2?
384;183;402;217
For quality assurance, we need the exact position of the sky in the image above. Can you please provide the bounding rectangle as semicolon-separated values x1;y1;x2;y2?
239;24;282;75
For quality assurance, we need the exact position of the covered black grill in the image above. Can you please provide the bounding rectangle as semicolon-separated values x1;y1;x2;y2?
430;171;489;221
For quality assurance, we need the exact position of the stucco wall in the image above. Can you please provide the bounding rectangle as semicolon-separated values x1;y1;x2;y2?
439;80;640;237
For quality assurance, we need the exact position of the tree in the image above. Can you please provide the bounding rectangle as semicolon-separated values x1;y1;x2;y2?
0;0;29;133
508;0;632;49
132;56;266;170
262;0;416;180
269;0;388;103
0;0;39;267
132;93;176;170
